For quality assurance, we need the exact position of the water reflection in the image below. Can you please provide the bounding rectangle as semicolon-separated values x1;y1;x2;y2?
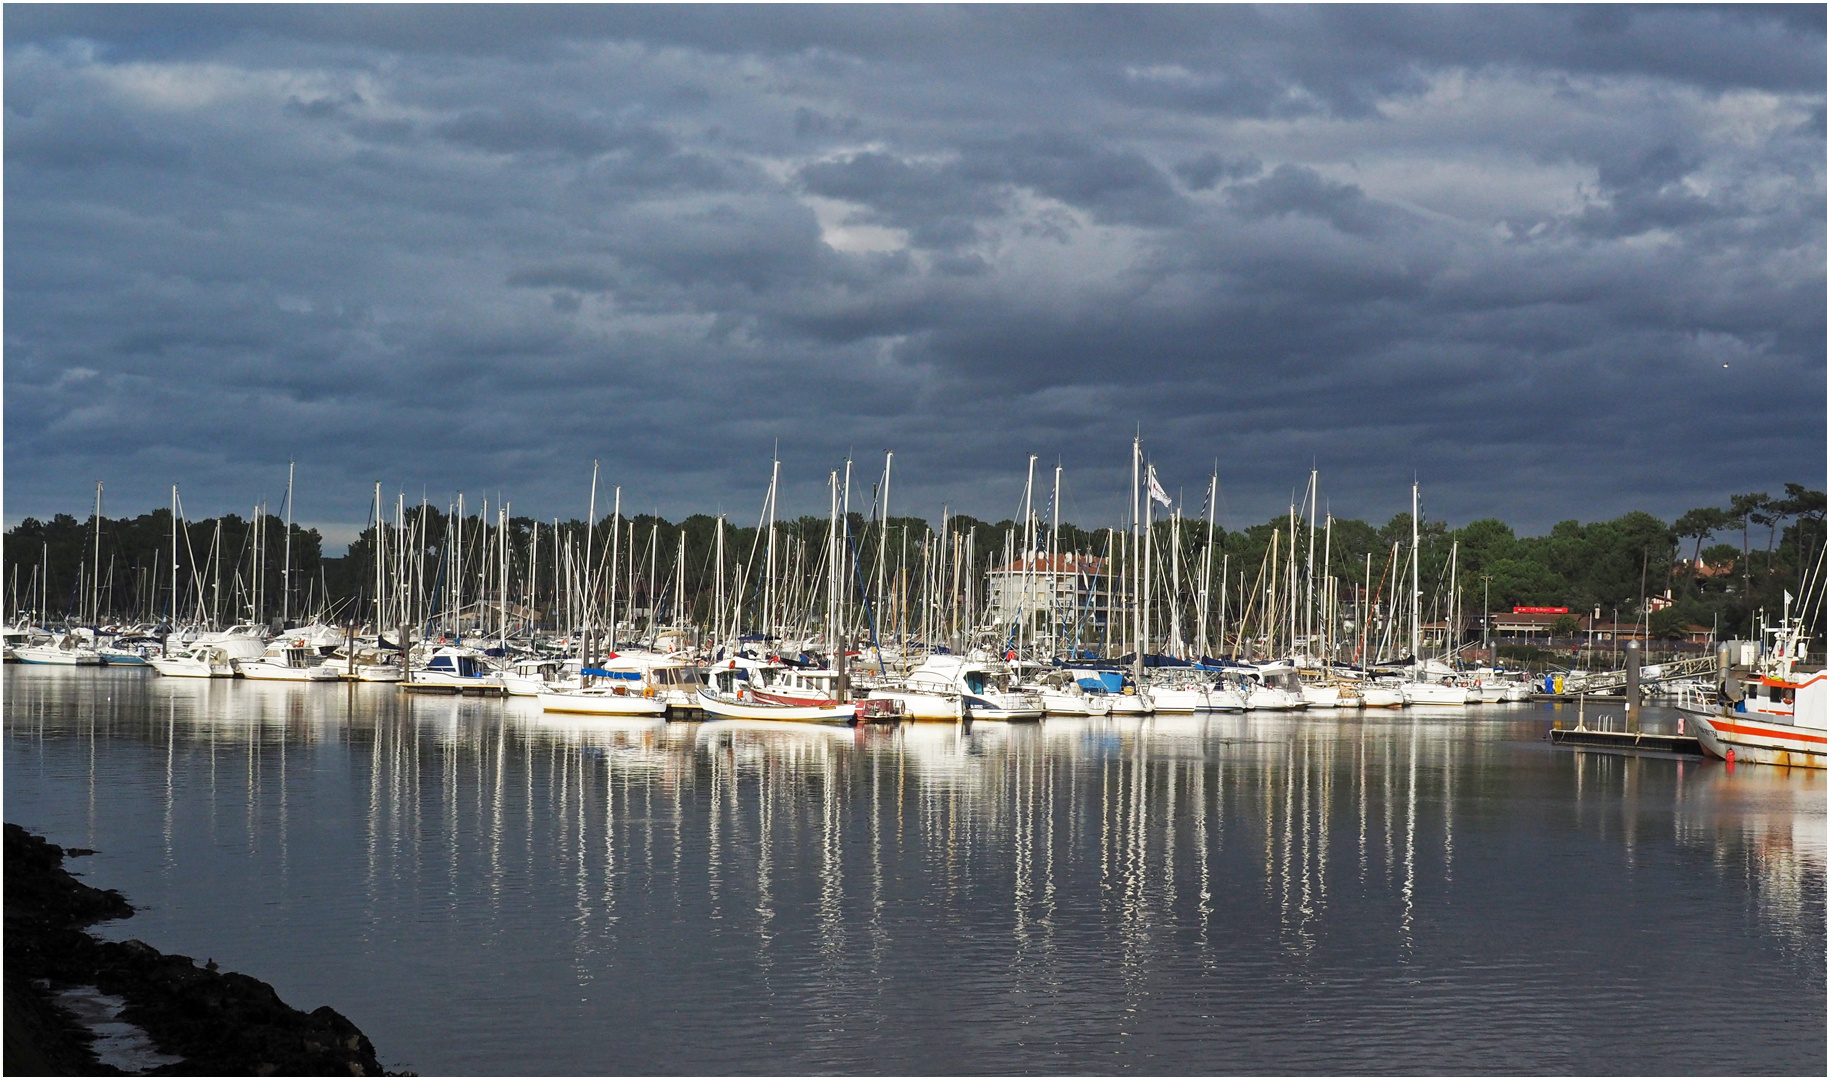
4;665;1823;1076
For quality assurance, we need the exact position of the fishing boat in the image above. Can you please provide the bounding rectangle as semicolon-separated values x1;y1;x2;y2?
1680;612;1825;769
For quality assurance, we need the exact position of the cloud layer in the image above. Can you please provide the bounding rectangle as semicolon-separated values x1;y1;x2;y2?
6;5;1823;538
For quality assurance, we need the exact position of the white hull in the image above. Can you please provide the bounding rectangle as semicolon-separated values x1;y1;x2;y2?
1038;690;1111;717
13;646;103;666
1204;687;1248;712
238;661;339;682
149;656;235;678
1683;708;1825;769
1300;685;1343;709
1106;692;1154;715
1361;687;1402;708
1148;685;1207;713
540;689;668;717
697;688;857;724
1246;687;1306;711
1403;682;1469;706
868;687;959;721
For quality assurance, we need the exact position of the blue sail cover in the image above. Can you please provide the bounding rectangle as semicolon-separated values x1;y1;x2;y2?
581;668;641;680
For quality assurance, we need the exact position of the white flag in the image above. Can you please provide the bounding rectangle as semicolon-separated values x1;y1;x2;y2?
1147;465;1172;508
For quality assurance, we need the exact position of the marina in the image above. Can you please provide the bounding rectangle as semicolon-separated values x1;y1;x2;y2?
4;662;1822;1074
4;6;1823;1074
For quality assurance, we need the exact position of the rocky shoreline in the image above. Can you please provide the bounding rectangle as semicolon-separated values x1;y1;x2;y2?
4;823;389;1076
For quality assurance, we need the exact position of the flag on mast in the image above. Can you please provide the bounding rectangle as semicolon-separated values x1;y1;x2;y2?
1146;465;1172;508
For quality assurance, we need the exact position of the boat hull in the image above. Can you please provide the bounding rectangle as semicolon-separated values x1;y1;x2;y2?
13;647;103;666
697;689;858;724
868;687;958;721
540;690;668;717
238;662;339;682
1682;708;1826;769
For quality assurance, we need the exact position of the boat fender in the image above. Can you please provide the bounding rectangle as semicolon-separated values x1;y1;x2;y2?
1725;748;1734;768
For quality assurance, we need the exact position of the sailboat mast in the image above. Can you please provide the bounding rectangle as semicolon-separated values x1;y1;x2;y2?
609;486;622;651
90;481;103;625
1050;464;1061;656
1021;455;1036;657
1410;482;1421;670
282;462;294;625
1305;470;1317;658
1131;436;1143;687
1170;503;1182;656
875;451;892;649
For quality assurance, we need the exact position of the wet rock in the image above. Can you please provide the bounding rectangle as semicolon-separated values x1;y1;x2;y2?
5;824;388;1076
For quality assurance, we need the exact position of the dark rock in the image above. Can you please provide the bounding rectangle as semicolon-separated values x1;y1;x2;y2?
4;824;389;1076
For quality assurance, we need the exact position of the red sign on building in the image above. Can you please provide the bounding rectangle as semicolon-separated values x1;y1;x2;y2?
1512;606;1570;614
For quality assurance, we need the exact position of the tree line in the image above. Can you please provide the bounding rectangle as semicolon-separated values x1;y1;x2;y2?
5;483;1821;646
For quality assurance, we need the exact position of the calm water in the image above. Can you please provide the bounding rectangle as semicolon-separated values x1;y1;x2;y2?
5;665;1823;1075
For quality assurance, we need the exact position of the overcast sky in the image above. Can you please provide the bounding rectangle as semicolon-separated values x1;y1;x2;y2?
5;4;1824;548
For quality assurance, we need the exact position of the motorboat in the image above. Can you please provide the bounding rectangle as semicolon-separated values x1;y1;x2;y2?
149;645;237;678
502;657;579;697
13;633;104;666
1023;669;1112;716
407;646;500;690
237;643;340;682
188;623;271;662
898;654;1043;721
1069;667;1153;715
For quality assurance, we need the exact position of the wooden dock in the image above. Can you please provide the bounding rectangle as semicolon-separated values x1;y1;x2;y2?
1547;725;1702;755
396;682;506;697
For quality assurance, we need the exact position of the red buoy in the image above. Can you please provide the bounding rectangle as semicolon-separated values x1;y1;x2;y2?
1725;748;1736;770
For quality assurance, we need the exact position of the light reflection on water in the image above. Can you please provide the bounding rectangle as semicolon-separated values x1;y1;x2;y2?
5;666;1823;1075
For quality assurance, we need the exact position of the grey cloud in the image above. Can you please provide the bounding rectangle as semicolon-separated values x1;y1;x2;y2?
433;106;670;159
507;265;617;293
957;133;1188;227
2;6;1821;535
1227;164;1387;237
1173;152;1262;192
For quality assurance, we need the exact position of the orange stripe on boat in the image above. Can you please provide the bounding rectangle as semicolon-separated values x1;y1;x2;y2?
1711;720;1827;745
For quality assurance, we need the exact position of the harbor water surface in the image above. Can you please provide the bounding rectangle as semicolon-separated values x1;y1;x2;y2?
5;665;1823;1074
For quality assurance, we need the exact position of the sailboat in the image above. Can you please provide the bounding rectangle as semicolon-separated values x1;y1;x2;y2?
1400;483;1469;706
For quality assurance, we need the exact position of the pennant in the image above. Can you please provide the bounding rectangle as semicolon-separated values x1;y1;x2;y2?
1146;465;1172;508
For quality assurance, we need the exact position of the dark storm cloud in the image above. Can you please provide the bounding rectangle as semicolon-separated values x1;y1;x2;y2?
4;5;1822;541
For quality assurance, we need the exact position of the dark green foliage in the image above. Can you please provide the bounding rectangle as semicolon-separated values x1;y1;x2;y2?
5;485;1822;648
